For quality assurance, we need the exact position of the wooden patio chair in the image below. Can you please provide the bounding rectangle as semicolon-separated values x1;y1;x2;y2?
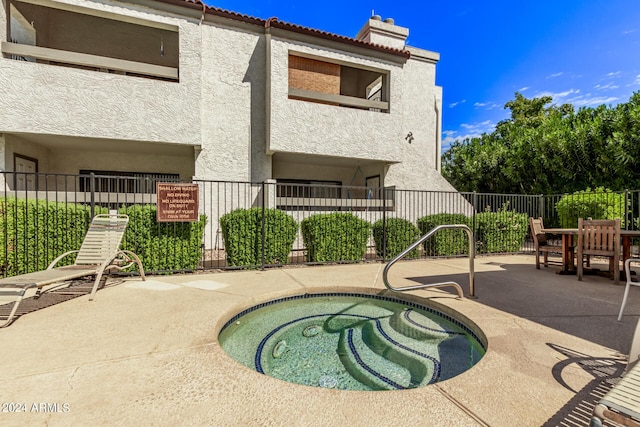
577;218;620;285
529;217;564;269
0;213;146;327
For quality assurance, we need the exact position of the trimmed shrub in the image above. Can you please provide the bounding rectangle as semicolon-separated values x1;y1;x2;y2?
372;218;420;259
301;213;370;262
0;198;104;276
118;205;207;272
555;187;628;228
417;213;470;256
220;208;297;267
475;205;528;253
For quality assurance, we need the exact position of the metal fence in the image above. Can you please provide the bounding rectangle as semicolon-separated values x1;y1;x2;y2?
2;171;639;275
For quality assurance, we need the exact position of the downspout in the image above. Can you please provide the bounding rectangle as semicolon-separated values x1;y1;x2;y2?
199;1;206;24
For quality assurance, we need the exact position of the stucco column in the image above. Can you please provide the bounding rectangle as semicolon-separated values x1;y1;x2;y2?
264;178;277;209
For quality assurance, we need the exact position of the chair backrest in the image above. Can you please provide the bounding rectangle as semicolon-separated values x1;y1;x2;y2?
74;214;129;266
577;218;620;256
529;217;547;245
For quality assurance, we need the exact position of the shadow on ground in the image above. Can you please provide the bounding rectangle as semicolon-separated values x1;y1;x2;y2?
407;258;639;354
542;343;625;427
407;257;638;426
0;278;99;327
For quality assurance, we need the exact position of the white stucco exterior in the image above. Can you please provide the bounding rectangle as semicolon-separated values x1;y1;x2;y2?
0;0;456;192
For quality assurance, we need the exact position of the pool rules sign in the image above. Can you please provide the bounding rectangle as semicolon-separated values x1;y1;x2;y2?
156;183;199;222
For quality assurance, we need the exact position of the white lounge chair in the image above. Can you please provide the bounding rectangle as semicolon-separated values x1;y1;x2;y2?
591;318;640;426
0;213;145;327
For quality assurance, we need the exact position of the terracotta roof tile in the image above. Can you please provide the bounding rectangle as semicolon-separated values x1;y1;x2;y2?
204;4;266;26
154;0;411;58
153;0;205;12
266;18;410;58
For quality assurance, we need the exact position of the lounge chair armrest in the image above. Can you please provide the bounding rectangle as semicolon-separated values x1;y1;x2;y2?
47;250;80;269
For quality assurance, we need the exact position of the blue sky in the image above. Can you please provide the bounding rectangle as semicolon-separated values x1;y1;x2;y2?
208;0;640;150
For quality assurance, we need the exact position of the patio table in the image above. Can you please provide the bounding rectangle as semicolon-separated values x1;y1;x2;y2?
541;228;640;275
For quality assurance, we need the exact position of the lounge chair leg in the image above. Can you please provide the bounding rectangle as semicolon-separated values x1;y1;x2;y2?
89;272;107;301
0;284;35;327
0;297;23;327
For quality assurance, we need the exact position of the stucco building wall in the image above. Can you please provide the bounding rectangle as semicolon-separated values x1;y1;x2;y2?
0;0;201;146
197;24;266;182
0;0;457;192
268;39;403;164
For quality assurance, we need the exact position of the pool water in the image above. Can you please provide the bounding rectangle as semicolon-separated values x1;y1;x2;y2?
218;293;486;391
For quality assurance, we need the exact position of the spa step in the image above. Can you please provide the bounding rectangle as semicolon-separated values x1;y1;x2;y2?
338;327;412;390
389;308;462;341
361;317;440;387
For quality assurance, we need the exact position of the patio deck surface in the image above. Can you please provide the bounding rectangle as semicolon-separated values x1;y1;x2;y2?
0;254;637;426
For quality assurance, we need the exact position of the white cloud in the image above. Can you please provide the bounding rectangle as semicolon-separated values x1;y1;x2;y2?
546;72;564;79
539;89;618;106
448;99;466;108
624;29;637;35
532;89;616;107
571;96;619;106
443;120;497;148
594;83;619;90
535;88;580;102
607;71;622;78
635;74;640;85
517;87;529;92
473;102;501;110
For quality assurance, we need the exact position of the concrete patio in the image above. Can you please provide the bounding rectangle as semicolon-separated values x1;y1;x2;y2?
0;254;636;426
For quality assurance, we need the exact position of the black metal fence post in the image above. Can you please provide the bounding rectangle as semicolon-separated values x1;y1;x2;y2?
261;181;266;270
625;189;630;229
472;191;478;252
382;186;387;262
538;194;544;219
89;172;95;218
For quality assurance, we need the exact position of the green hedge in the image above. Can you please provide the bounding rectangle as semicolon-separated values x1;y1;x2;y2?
220;208;297;267
417;213;470;256
372;218;420;259
301;213;370;262
0;198;104;276
475;206;528;253
118;205;207;272
0;199;208;275
555;187;628;228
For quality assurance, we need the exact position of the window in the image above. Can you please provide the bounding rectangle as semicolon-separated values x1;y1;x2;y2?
288;54;389;112
276;179;342;199
79;170;180;194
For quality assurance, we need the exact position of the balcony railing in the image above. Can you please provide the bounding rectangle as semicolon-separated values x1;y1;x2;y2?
289;88;389;111
1;42;179;81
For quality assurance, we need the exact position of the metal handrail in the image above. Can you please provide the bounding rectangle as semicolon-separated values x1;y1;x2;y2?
382;224;475;298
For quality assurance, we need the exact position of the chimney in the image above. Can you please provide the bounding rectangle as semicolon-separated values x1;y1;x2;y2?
355;16;409;49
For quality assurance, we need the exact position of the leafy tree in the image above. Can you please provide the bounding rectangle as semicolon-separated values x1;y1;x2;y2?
442;91;640;194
